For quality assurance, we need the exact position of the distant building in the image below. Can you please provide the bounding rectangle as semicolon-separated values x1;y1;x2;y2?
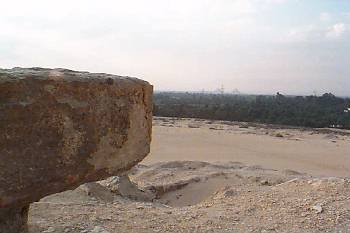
330;124;344;128
345;107;350;113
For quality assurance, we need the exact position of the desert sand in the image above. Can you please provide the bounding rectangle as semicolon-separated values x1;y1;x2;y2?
28;118;350;233
145;117;350;177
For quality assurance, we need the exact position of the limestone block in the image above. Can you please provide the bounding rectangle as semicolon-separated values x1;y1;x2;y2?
0;67;153;208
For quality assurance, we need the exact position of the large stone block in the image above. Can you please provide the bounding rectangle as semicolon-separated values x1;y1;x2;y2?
0;67;153;209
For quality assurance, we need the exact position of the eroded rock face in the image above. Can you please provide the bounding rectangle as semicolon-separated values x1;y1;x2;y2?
0;67;153;209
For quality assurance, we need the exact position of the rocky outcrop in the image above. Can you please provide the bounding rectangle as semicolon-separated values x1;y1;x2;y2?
0;67;153;232
101;175;155;201
80;175;155;202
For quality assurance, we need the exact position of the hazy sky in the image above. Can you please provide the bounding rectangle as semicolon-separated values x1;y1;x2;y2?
1;0;350;96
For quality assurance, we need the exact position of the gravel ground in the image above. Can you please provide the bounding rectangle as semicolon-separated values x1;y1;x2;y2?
29;161;350;233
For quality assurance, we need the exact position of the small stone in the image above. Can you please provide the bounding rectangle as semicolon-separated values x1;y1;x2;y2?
136;205;145;209
312;204;323;214
91;226;110;233
275;133;284;138
260;180;269;185
42;227;55;233
100;216;112;221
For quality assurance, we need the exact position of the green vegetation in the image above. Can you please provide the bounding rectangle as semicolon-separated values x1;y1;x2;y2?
153;92;350;129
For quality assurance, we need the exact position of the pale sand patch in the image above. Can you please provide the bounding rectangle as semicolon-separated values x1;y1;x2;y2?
143;118;350;177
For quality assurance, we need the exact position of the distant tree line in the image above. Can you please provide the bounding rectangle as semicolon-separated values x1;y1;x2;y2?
153;92;350;129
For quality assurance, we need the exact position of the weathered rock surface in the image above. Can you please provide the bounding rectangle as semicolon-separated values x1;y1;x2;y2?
100;175;155;201
0;67;152;232
79;175;154;202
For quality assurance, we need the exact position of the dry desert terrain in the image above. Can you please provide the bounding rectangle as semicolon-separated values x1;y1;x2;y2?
29;117;350;233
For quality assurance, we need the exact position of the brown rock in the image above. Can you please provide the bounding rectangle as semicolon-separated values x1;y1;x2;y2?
0;67;152;232
0;206;29;233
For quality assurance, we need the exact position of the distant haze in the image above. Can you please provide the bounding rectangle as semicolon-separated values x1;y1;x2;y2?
1;0;350;96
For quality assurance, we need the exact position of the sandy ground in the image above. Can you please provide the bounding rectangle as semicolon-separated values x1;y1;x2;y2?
28;118;350;233
30;161;350;233
144;117;350;177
